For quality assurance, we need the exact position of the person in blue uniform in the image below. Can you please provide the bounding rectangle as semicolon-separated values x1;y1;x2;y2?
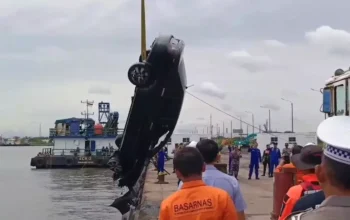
157;148;166;175
248;142;261;179
269;142;281;177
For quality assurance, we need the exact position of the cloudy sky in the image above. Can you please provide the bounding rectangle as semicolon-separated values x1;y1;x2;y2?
1;0;349;137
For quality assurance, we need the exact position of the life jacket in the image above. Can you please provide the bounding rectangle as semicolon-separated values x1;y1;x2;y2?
278;174;321;220
274;163;304;182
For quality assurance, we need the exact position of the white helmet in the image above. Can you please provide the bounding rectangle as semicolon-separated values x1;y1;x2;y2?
304;142;315;147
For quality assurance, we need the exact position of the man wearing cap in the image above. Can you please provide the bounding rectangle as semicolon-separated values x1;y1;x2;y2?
269;142;281;177
288;116;350;220
278;144;323;220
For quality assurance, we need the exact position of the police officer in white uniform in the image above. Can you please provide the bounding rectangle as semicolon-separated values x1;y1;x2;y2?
288;116;350;220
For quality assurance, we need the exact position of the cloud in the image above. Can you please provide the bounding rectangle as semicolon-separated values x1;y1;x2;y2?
305;26;350;55
88;85;111;95
196;117;205;121
227;50;273;72
221;104;233;112
197;82;226;99
263;40;286;47
2;0;350;136
281;89;300;98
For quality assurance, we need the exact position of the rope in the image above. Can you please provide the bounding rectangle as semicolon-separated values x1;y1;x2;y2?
185;91;288;142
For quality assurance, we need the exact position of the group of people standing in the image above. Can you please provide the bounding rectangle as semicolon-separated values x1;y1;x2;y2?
160;139;246;220
262;142;291;177
228;141;287;180
158;116;350;220
277;116;350;220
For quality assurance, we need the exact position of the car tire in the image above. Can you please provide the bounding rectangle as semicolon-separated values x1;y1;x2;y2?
128;62;152;87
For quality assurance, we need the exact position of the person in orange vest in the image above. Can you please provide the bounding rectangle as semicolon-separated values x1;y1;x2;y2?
159;147;238;220
288;116;350;220
278;144;323;220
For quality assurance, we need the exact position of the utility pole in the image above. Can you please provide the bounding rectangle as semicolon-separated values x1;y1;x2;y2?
261;106;272;133
245;111;255;134
216;123;219;137
39;123;41;137
230;120;233;138
81;100;95;138
281;98;294;133
81;100;94;120
210;114;213;138
269;109;271;132
246;124;248;137
292;102;294;132
222;121;224;137
240;117;242;139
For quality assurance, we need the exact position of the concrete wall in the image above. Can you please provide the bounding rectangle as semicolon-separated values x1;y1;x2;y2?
256;132;317;152
165;133;211;155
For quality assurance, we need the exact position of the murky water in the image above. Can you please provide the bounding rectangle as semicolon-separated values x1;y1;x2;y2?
0;147;122;220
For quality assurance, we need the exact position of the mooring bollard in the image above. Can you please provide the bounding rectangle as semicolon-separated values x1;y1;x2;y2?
270;166;297;220
155;172;169;184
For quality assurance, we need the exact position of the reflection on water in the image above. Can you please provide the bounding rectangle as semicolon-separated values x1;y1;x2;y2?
0;147;122;220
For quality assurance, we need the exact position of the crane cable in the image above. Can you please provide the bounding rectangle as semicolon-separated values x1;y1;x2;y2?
185;91;289;142
139;0;287;142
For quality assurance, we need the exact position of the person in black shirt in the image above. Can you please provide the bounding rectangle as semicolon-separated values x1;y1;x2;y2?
261;144;271;176
292;190;325;212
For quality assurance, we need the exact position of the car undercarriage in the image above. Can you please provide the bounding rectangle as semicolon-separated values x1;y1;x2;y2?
108;35;186;216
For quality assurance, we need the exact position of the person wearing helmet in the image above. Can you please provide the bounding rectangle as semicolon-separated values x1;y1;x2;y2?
288;117;350;220
279;144;323;220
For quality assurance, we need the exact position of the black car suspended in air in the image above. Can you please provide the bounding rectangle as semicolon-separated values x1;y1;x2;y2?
108;34;187;215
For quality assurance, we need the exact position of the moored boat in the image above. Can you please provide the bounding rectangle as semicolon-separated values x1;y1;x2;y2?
30;101;122;169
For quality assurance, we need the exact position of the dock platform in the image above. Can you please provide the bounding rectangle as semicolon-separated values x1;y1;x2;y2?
135;153;273;220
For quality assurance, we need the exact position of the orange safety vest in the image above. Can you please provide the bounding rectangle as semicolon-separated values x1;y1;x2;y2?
278;174;321;220
274;163;304;183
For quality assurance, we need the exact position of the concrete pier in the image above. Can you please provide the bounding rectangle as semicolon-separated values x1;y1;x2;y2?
135;153;273;220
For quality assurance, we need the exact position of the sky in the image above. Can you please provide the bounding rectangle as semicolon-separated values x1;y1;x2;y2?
1;0;350;137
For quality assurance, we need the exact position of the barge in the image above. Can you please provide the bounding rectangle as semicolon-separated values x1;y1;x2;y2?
30;101;122;169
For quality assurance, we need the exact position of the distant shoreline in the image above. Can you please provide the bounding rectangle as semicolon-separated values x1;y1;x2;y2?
0;145;53;147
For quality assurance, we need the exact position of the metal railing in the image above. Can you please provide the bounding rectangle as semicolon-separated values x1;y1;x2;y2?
38;148;115;157
49;128;123;137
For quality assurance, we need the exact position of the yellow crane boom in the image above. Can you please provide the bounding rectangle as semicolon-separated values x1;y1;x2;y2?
141;0;147;61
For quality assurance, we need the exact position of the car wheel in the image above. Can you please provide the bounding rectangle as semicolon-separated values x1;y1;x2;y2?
128;62;152;87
